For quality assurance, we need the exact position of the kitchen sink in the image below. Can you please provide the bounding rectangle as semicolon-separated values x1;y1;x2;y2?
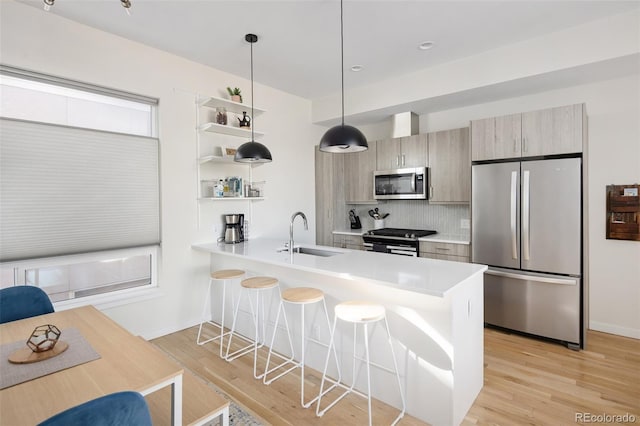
278;246;342;257
294;247;341;257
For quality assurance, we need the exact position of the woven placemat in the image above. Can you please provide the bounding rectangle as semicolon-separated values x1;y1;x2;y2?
0;327;100;390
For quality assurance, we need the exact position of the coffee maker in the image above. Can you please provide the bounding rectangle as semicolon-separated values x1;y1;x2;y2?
223;214;244;244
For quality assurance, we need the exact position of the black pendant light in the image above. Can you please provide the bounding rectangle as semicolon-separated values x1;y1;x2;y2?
235;33;273;163
319;0;368;153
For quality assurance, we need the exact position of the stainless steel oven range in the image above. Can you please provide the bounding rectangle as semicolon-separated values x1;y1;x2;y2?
362;228;437;256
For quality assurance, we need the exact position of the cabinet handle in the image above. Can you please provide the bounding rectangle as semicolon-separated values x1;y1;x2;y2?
396;155;400;167
522;169;531;261
402;154;405;166
510;171;518;260
435;247;451;251
429;186;434;199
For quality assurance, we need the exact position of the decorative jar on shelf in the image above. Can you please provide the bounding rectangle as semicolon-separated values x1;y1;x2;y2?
216;107;227;125
238;111;251;128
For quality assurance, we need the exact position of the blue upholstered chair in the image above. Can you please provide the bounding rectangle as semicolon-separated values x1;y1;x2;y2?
0;286;54;324
38;391;152;426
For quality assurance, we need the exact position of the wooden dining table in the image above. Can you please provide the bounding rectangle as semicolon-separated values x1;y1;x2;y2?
0;305;183;425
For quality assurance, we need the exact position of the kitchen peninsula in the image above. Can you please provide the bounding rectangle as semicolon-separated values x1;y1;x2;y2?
192;239;487;425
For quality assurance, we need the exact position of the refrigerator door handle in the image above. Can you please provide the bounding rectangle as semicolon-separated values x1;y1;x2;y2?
522;169;531;260
510;171;518;260
485;269;577;286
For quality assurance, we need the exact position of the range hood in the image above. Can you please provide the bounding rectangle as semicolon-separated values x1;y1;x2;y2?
391;112;419;138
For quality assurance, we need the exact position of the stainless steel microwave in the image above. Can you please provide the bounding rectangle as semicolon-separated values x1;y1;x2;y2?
373;167;428;200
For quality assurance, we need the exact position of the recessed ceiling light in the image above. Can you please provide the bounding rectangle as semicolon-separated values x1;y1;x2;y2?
351;65;363;72
418;41;435;50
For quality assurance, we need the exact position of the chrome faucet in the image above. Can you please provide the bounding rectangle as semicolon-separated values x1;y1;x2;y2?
289;211;308;254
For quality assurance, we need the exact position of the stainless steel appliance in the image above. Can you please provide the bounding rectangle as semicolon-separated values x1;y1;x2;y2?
363;228;437;256
472;157;583;349
374;167;428;200
223;213;244;244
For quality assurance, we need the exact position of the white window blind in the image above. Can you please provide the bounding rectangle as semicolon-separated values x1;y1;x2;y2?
0;118;160;261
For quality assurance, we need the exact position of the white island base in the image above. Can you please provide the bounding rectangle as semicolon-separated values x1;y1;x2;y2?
193;239;486;425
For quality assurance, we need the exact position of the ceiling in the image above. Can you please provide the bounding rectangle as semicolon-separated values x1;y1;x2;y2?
15;1;640;103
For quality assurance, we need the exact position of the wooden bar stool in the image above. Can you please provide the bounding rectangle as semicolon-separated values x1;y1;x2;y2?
263;287;341;408
225;276;285;379
316;301;405;426
196;269;245;358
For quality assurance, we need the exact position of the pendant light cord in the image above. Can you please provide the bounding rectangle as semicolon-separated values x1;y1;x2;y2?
340;0;344;127
250;38;255;142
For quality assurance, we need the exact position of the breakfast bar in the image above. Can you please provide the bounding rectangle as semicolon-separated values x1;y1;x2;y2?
193;239;487;425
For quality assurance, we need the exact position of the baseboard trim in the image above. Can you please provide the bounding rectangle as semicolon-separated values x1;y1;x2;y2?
589;321;640;339
142;318;201;341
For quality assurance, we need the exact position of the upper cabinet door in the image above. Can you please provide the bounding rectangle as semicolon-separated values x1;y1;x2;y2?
472;114;521;161
345;142;378;203
376;138;401;170
376;134;428;169
522;104;583;157
428;128;470;203
471;117;495;162
400;134;429;168
495;113;522;159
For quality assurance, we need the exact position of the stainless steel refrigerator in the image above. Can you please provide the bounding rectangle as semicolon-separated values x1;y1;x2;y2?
472;157;583;349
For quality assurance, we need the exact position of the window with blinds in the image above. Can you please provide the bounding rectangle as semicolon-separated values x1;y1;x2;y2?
0;66;160;303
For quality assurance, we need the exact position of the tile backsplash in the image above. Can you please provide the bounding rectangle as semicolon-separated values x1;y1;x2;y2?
347;202;470;238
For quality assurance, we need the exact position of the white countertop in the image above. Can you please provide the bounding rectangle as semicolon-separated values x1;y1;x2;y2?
192;238;485;297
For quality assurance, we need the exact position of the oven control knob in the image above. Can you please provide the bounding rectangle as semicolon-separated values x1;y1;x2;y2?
404;233;410;238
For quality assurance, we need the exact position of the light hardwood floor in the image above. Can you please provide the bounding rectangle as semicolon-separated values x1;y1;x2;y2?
151;327;640;425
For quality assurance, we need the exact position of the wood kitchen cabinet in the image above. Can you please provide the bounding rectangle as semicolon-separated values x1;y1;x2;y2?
333;234;364;250
471;104;584;161
315;147;346;246
419;241;470;262
427;127;470;203
521;104;583;157
376;134;428;170
471;113;521;161
344;142;378;203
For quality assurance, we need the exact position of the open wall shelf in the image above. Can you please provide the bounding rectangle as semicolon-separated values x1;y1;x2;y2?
198;122;265;139
198;95;265;116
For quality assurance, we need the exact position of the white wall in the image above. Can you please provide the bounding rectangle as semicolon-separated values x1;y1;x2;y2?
0;1;324;338
313;8;640;125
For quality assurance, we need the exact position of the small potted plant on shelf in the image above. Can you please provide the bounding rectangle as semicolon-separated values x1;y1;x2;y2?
227;87;242;103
